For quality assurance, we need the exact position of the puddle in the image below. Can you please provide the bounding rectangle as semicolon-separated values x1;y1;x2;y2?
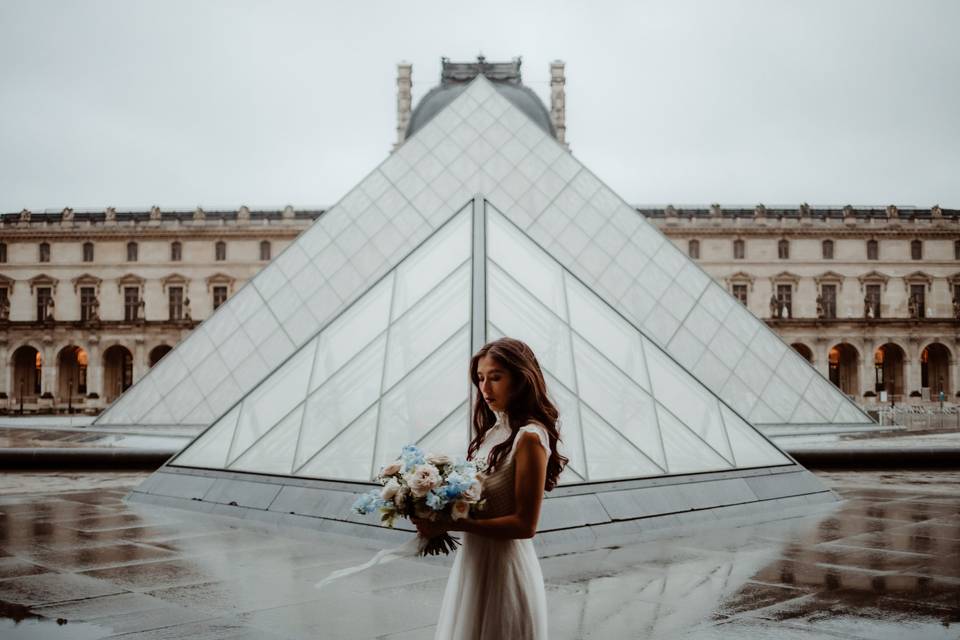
0;600;110;639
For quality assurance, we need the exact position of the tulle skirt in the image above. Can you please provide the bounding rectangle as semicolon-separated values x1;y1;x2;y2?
434;532;548;640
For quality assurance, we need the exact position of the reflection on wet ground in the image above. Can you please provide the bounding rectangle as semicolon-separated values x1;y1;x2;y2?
0;470;956;639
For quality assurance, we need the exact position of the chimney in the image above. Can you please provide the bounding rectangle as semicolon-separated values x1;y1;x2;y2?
549;60;567;147
394;62;413;150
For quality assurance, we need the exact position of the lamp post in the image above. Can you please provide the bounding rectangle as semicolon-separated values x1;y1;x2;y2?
18;379;23;415
67;376;73;414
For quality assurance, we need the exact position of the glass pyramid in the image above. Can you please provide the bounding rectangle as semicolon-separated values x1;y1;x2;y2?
170;200;792;485
96;73;871;432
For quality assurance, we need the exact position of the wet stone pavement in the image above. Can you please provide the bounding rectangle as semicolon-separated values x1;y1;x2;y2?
0;470;956;639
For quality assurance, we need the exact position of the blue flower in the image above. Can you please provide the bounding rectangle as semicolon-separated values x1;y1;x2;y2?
351;490;382;515
426;490;449;510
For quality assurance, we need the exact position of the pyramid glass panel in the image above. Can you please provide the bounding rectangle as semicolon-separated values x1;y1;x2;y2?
376;328;471;470
580;405;664;481
231;405;304;475
298;405;380;481
171;404;239;469
416;402;471;459
295;333;387;470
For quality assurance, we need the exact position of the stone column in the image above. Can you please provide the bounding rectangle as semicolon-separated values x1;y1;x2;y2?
394;62;413;150
86;337;102;398
41;338;56;398
0;337;7;404
815;338;831;380
906;338;922;399
549;60;567;147
133;336;147;384
860;338;875;399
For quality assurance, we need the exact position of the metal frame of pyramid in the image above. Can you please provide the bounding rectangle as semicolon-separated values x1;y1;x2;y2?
126;76;848;553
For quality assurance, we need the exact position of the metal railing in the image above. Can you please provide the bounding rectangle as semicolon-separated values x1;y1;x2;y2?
878;404;960;429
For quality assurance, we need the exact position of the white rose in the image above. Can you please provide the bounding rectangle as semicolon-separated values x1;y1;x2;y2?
404;464;441;498
380;478;400;501
381;461;402;477
426;452;452;466
451;500;471;521
462;481;482;502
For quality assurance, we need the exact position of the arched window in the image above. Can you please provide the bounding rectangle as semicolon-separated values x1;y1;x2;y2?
82;242;94;262
215;241;226;261
778;239;790;260
911;239;923;260
687;239;700;259
733;239;745;260
822;239;834;259
126;241;138;262
39;242;50;263
170;241;182;262
260;240;271;261
866;239;878;260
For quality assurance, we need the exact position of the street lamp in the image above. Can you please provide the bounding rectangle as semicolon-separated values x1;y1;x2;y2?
67;376;73;414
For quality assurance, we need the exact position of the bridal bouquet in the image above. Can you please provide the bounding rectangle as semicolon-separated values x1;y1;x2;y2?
352;444;487;556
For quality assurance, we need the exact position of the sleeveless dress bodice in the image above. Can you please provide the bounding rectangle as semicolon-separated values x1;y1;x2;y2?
432;412;550;640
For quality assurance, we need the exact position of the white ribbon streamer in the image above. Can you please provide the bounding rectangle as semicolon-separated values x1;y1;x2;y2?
314;535;423;589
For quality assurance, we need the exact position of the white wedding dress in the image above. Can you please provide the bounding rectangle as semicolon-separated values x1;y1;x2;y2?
433;413;550;640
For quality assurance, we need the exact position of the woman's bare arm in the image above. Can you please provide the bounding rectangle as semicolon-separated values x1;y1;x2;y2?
448;431;547;540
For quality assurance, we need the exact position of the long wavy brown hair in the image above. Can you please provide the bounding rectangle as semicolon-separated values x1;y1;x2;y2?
466;337;568;491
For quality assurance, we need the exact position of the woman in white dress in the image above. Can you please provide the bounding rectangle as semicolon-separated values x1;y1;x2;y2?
412;337;569;640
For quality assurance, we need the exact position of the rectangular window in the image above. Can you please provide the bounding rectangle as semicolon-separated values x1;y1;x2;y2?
0;242;6;263
168;286;183;320
776;284;792;318
0;287;8;315
911;240;923;260
733;239;744;260
37;287;52;321
124;287;139;321
215;242;226;261
83;243;94;262
171;242;182;261
80;287;96;321
867;240;878;260
866;284;881;318
213;285;228;310
821;284;837;319
127;242;138;262
732;284;748;306
39;243;50;263
910;284;926;318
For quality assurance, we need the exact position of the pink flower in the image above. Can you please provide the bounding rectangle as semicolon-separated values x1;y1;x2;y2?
404;464;441;498
451;500;470;520
381;461;402;476
380;479;401;501
462;481;482;502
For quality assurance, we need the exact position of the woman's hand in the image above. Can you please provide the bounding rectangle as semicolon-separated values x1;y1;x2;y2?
410;516;450;538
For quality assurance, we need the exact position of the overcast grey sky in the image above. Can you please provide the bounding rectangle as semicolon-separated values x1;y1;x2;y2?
1;0;958;213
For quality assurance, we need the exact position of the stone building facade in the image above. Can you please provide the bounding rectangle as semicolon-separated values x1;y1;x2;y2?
646;204;960;405
0;206;319;413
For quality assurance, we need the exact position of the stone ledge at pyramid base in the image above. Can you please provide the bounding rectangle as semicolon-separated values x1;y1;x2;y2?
126;464;837;556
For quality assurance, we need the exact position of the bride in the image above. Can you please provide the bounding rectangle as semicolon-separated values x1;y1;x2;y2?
412;337;569;640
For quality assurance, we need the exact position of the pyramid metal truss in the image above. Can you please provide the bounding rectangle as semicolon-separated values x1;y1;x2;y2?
171;197;798;485
96;75;871;434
